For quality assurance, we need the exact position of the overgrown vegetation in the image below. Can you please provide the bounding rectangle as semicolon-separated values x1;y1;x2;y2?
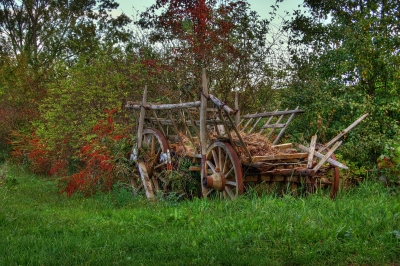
0;165;399;265
0;0;399;195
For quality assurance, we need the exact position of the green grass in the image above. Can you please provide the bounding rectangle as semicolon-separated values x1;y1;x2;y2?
0;164;399;265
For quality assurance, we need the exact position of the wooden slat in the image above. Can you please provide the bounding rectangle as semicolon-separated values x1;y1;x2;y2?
258;109;277;134
262;123;286;129
271;143;293;150
307;135;317;168
313;141;342;172
272;106;299;145
242;109;305;119
126;101;201;110
267;108;288;138
209;94;237;115
137;86;147;149
252;153;308;162
296;144;348;169
319;113;369;152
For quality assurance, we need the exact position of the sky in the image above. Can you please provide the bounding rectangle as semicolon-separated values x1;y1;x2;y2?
115;0;305;21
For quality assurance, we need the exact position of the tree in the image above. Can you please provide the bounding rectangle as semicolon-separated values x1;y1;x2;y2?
0;0;131;68
280;0;400;167
136;0;276;111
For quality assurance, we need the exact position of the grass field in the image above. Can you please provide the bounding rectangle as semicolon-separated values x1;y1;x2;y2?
1;163;399;265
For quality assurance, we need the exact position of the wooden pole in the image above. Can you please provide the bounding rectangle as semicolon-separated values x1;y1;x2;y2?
319;113;369;152
200;68;209;197
235;91;240;128
137;86;147;149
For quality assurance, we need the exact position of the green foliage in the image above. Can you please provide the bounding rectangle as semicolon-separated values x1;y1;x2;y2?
281;0;400;167
36;52;136;163
377;125;400;185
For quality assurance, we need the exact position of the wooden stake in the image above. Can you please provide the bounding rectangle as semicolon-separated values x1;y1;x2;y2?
137;86;147;149
307;135;317;169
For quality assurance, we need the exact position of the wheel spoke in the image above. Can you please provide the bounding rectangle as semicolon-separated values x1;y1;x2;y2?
222;152;228;173
218;147;222;171
225;180;237;186
212;149;219;168
225;186;235;200
225;166;234;178
206;160;216;173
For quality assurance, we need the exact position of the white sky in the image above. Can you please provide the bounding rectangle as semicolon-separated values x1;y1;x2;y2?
115;0;304;21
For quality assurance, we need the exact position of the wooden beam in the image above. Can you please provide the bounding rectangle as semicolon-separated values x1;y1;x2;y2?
307;135;317;169
320;113;369;152
297;143;348;169
137;86;147;149
242;109;304;119
252;153;308;162
313;141;342;172
208;94;237;115
126;101;201;110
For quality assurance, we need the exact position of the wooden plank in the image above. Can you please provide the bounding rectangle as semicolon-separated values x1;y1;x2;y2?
248;115;264;134
137;161;154;200
259;109;277;134
271;143;293;150
200;68;209;197
235;91;240;127
252;153;308;162
267;108;288;138
208;94;237;115
307;135;317;169
187;109;200;138
262;123;286;129
225;110;253;162
126;101;201;110
151;110;166;136
272;107;299;145
137;86;147;149
242;109;305;119
319;113;369;152
313;141;342;172
296;144;348;169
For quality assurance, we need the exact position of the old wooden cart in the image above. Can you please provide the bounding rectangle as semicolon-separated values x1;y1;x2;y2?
126;69;368;200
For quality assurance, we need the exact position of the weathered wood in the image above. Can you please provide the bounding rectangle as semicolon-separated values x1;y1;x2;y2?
137;161;154;199
272;107;299;145
258;109;277;134
200;68;209;197
297;144;348;169
262;168;315;176
179;109;194;143
126;101;201;110
307;135;317;168
168;111;187;151
243;109;305;119
262;123;286;129
320;113;369;152
271;143;293;150
313;141;342;172
235;91;240;127
267;108;288;138
252;153;308;162
208;94;237;115
137;86;147;149
224;109;253;161
151;110;166;136
187;109;200;137
248;114;264;134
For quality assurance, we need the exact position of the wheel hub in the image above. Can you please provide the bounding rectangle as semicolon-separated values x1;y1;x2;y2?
204;167;226;191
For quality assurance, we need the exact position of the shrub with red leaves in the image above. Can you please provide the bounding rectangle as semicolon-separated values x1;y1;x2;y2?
60;108;133;197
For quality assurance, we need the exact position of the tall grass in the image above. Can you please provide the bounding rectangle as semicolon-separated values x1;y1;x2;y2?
0;164;399;265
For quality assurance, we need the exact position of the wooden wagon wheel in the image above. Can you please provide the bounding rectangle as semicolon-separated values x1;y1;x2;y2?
132;128;172;199
203;142;244;200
